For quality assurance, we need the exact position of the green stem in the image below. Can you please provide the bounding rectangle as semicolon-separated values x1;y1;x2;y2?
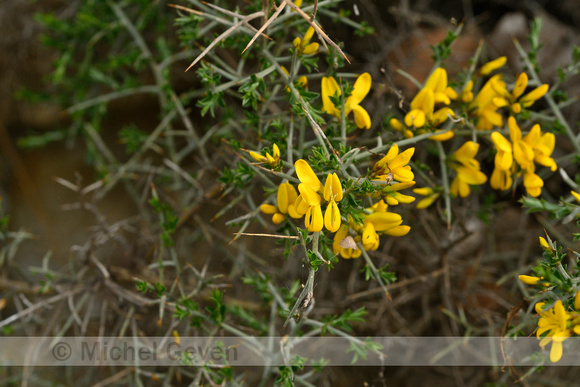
436;141;452;229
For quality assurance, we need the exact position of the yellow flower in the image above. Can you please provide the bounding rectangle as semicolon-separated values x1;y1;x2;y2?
373;144;415;182
536;301;572;362
332;224;361;259
364;211;410;237
490;131;513;190
448;80;474;103
368;199;389;213
248;143;280;166
518;275;541;285
391;68;456;139
493;72;549;114
298;183;323;232
449;141;487;198
361;221;380;251
469;74;505;130
333;206;410;258
478;56;507;76
572;191;580;204
321;73;372;129
293;26;319;55
293;159;343;232
539;236;551;250
295;159;323;192
523;170;543;197
413;187;440;209
260;182;298;224
281;66;307;91
490;118;550;196
379;181;416;205
323;173;343;232
429;129;455;142
508;117;535;171
523;124;557;172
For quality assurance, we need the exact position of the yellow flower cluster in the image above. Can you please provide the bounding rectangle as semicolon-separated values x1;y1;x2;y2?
321;72;372;129
490;117;556;197
248;144;280;167
469;59;549;130
332;201;410;259
258;144;415;260
390;67;456;141
448;141;487;198
293;26;319;56
518;235;580;362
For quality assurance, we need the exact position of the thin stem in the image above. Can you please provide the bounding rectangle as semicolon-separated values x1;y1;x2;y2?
436;141;452;229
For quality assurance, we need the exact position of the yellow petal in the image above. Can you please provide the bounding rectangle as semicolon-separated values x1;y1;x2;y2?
393;166;415;182
302;26;315;47
404;109;426;128
323;173;343;202
392;192;415;204
302;42;319;55
432;107;454;126
321;76;341;117
572;191;580;203
266;152;276;165
388;148;415;170
491;132;512;153
390;118;405;131
324;200;341;232
294;194;309;215
278;182;297;214
523;172;543;197
272;213;286;224
490;168;512;190
416;193;439;209
413;187;434;196
481;109;503;128
454;141;479;162
508;118;522;146
287;203;302;219
456;166;487;185
512;73;528;99
260;204;278;214
513;141;535;170
249;151;267;162
365;212;402;232
550;342;564;363
520;84;549;105
351;104;371;129
539;236;550;250
298;183;322;206
445;86;458;100
292;37;301;48
295;159;323;192
518;275;540;285
424;68;448;94
384;225;410;237
332;224;349;254
479;56;507;75
348;72;372;107
362;222;378;249
305;204;323;232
